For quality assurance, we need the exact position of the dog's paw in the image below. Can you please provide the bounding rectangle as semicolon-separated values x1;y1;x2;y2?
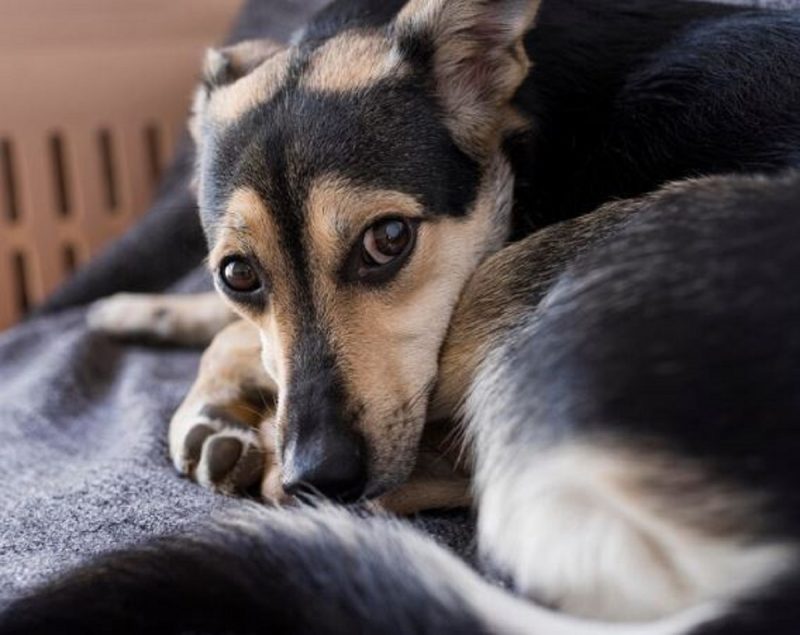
173;412;266;495
87;292;234;345
168;319;284;500
88;293;179;340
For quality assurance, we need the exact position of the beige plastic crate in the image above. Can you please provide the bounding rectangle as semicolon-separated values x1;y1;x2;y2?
0;0;242;330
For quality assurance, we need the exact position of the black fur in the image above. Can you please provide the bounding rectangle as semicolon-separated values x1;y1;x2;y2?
471;169;800;634
692;569;800;635
0;506;490;635
299;0;408;44
499;171;800;537
520;174;800;539
512;1;800;236
200;79;481;245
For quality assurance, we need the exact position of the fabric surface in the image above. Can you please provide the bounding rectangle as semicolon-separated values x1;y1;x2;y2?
2;0;798;603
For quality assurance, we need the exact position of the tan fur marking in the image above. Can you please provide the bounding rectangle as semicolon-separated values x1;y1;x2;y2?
374;418;473;513
615;444;771;540
375;478;471;515
208;187;298;394
304;175;424;269
300;33;407;93
204;48;291;124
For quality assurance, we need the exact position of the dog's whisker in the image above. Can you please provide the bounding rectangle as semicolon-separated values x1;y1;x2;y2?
253;386;277;412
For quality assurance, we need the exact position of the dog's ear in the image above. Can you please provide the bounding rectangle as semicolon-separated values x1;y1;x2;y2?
202;39;285;89
189;39;285;147
393;0;541;158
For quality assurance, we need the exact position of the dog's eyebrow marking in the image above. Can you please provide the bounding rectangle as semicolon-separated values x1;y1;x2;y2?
304;175;424;267
209;187;285;276
206;48;292;124
299;32;408;93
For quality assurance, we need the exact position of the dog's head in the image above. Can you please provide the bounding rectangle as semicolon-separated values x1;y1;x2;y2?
191;0;541;500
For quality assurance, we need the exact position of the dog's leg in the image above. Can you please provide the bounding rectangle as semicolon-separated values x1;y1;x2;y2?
87;292;236;346
170;319;283;499
437;179;800;622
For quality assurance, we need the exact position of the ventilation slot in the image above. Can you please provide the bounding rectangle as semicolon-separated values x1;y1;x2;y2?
12;251;30;314
62;243;78;275
49;133;71;217
97;129;119;213
1;138;20;223
144;124;163;186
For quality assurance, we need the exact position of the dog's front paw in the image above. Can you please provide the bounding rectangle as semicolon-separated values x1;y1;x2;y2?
168;319;285;500
87;292;235;346
173;410;268;495
171;407;285;500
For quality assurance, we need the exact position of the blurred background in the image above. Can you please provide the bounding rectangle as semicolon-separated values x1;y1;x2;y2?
0;0;243;330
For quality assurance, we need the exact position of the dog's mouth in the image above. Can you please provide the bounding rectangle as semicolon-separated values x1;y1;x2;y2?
276;463;412;505
280;441;421;503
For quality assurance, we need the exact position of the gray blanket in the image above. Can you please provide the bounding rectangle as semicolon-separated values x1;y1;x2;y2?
1;0;797;604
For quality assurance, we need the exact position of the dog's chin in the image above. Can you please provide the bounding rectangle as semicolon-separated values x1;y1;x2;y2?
363;456;419;500
362;482;392;500
363;479;410;502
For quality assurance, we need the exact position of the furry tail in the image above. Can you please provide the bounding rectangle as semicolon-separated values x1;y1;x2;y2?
0;505;717;635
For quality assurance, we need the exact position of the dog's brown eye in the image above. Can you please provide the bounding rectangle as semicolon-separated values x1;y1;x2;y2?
221;257;261;293
342;217;418;285
362;219;413;266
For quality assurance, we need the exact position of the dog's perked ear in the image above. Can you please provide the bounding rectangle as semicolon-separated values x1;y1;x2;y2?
392;0;541;159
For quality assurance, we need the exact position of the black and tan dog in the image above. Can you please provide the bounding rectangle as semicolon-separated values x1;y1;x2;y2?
10;0;800;632
88;0;800;507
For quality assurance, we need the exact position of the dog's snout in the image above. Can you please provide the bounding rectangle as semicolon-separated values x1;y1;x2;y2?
282;331;368;502
282;426;367;503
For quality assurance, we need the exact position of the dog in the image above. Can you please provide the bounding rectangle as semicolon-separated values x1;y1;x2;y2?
86;0;800;508
7;171;800;634
10;0;799;631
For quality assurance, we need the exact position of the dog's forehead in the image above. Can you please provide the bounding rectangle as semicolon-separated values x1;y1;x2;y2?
198;64;480;244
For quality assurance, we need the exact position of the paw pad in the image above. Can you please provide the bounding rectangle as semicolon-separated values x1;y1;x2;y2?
177;418;265;495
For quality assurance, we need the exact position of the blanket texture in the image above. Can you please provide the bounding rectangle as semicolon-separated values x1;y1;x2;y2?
1;0;797;603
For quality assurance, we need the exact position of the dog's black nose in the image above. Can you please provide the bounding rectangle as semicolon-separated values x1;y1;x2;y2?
282;426;367;503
